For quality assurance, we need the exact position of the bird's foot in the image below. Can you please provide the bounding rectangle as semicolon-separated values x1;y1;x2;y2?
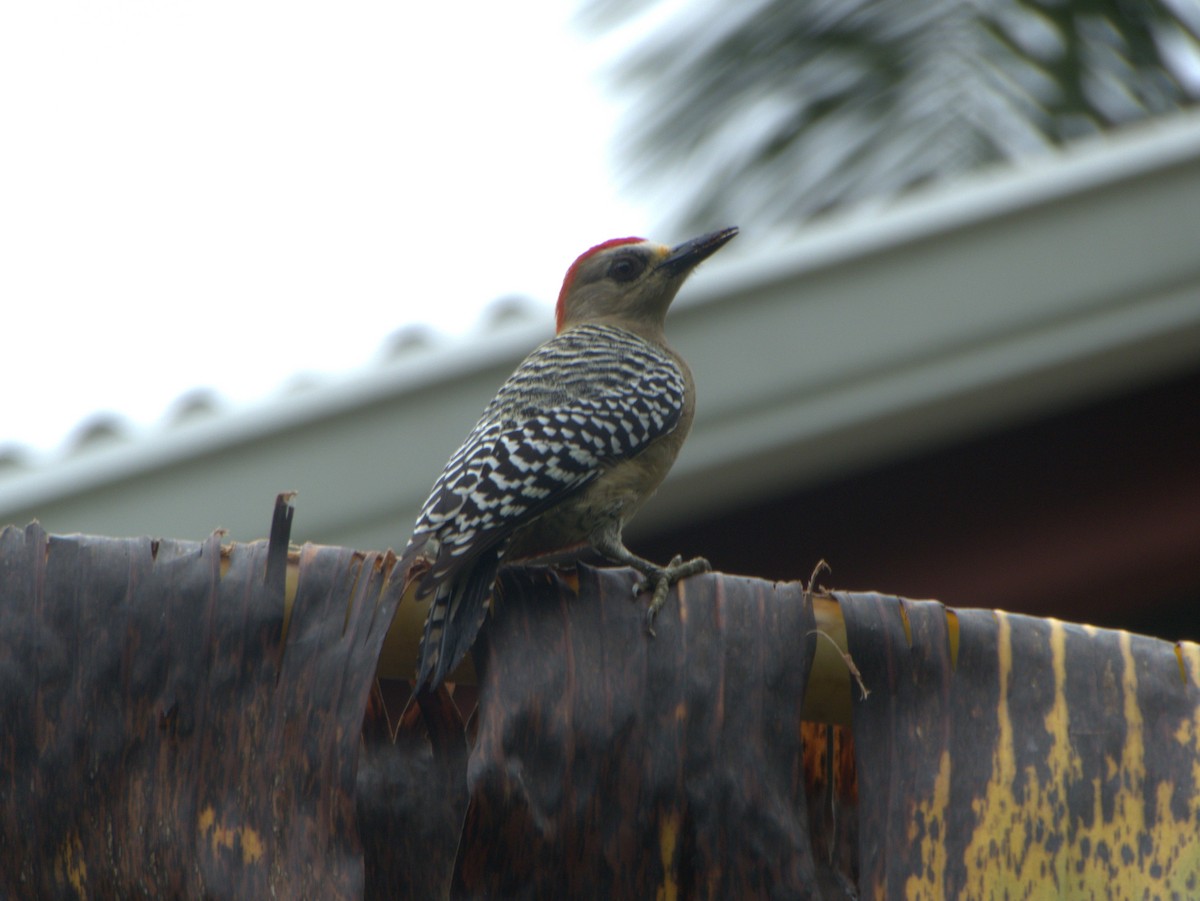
632;554;711;636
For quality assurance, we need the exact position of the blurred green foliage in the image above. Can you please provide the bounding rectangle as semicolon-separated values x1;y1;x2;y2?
583;0;1200;230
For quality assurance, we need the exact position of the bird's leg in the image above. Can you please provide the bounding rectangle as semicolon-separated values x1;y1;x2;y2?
589;528;710;634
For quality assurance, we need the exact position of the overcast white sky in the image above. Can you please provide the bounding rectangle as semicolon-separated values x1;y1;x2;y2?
1;2;663;454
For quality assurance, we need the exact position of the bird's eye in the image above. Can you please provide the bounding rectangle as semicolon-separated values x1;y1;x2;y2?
607;255;645;283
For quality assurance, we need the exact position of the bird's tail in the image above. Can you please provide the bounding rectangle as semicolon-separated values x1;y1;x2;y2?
413;546;503;690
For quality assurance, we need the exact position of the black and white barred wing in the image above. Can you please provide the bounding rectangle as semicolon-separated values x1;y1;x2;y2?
405;324;687;588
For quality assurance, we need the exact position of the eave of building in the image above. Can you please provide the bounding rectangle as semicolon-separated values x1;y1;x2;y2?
3;111;1199;551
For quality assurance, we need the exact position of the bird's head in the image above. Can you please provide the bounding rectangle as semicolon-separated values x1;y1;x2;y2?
555;227;738;337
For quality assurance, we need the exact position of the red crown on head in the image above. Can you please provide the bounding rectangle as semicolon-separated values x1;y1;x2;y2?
555;237;645;332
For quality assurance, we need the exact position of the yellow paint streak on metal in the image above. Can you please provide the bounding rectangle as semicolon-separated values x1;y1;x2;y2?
1091;634;1200;897
239;827;265;863
655;809;681;901
212;824;236;852
1179;643;1200;813
1040;621;1081;891
944;608;960;670
1108;631;1148;899
198;804;267;867
983;618;1082;895
1062;629;1181;898
959;622;1200;897
904;750;951;899
54;830;88;895
960;612;1018;899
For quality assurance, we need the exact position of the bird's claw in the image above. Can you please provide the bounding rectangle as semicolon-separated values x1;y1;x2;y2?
631;555;712;637
643;575;672;637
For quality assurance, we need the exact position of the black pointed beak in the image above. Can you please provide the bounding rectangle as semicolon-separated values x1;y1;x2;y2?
658;226;739;277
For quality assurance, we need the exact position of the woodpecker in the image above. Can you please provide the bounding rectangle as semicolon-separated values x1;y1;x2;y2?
401;226;738;689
